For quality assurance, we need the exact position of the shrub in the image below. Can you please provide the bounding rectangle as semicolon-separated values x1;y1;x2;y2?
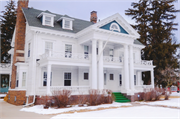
143;88;163;101
88;89;100;106
52;90;72;108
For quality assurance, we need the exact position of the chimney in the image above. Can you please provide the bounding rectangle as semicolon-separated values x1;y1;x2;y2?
11;0;29;89
90;11;97;23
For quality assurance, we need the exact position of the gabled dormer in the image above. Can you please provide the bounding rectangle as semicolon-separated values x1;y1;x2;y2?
57;16;74;30
37;11;56;27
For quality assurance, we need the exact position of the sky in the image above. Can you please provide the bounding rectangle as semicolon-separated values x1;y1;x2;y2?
0;0;180;44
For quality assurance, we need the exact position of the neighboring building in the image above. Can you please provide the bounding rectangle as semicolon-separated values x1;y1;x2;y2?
6;0;155;105
0;20;11;93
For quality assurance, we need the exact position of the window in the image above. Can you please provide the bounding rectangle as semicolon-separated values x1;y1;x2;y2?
84;73;88;80
28;43;30;57
64;20;70;29
45;16;51;26
16;72;19;87
45;42;53;53
22;72;26;87
109;49;113;61
110;23;121;32
104;73;106;85
65;44;72;58
43;72;52;86
119;74;122;86
110;74;114;80
134;75;136;85
64;72;71;86
96;48;98;55
84;46;89;59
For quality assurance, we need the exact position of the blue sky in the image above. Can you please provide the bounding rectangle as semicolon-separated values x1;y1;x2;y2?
0;0;180;44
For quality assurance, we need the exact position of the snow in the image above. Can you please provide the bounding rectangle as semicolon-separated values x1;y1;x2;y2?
0;99;4;102
139;98;180;108
170;92;180;97
20;102;132;115
51;106;180;119
0;94;6;98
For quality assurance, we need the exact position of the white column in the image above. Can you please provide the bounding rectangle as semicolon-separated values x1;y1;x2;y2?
129;45;134;90
151;69;154;88
98;40;104;90
123;44;129;91
47;64;51;95
91;39;97;89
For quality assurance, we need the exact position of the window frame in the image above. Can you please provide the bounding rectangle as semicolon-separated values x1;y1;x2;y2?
84;72;89;80
45;41;53;53
28;43;30;57
64;72;71;86
110;74;114;80
65;44;72;58
43;71;52;86
22;72;26;87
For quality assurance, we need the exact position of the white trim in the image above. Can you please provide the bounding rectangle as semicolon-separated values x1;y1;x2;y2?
8;89;26;91
110;23;121;32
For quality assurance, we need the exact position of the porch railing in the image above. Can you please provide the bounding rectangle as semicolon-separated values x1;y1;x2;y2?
134;60;153;66
41;50;91;61
103;56;123;63
0;63;11;68
50;86;90;93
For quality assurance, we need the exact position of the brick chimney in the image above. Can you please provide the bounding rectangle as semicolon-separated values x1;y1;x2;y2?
90;11;97;23
11;0;29;89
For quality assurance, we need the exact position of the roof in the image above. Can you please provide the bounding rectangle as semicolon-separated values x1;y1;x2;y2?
22;8;144;46
22;8;93;33
134;39;144;46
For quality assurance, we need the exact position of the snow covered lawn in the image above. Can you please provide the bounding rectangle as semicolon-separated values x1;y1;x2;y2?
139;98;180;108
51;106;180;119
170;92;180;97
20;102;132;115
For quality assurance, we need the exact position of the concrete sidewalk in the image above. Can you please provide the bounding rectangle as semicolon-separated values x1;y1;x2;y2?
0;100;53;119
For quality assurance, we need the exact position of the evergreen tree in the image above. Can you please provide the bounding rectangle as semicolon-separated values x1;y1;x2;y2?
125;0;179;87
0;0;16;63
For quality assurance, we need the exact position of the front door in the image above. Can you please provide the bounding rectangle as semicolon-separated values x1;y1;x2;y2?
64;72;71;86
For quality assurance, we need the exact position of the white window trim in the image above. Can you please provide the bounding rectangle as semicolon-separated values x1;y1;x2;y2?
110;23;121;32
62;19;73;30
63;72;72;86
40;12;56;27
22;72;26;87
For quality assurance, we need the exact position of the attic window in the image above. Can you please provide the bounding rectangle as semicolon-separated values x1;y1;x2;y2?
45;16;51;26
37;12;56;27
110;23;121;32
57;17;74;30
64;20;70;29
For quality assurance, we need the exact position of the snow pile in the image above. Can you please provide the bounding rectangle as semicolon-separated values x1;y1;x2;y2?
170;92;180;97
0;99;4;102
51;106;180;119
139;98;180;108
20;102;132;115
0;94;6;98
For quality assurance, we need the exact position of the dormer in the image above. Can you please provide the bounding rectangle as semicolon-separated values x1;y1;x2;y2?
57;16;74;30
37;11;56;27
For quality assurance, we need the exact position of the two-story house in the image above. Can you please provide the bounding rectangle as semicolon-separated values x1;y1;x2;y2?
7;0;155;105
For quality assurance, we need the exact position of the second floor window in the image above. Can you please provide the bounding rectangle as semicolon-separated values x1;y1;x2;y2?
64;20;70;29
45;42;53;53
84;46;89;59
65;44;72;58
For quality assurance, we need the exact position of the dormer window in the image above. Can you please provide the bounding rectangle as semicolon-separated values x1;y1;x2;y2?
110;23;121;32
45;16;51;26
57;17;74;30
37;12;56;27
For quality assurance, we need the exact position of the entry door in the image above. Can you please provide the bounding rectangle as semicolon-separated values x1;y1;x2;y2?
64;72;71;86
104;73;106;85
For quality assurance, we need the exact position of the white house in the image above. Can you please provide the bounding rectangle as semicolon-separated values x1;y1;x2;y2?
6;0;155;104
